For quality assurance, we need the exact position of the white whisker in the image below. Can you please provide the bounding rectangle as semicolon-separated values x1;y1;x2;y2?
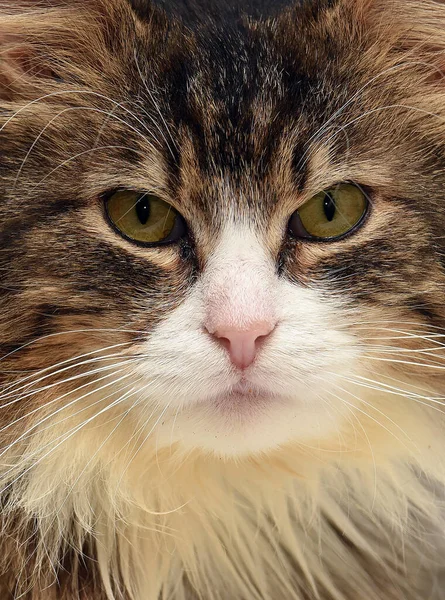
0;375;141;494
0;369;133;465
29;144;146;191
134;50;177;160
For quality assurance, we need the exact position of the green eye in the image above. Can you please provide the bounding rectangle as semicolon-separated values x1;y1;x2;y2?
105;190;186;245
289;183;368;241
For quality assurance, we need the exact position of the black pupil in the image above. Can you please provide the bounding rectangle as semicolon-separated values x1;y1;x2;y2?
323;193;336;222
136;196;150;225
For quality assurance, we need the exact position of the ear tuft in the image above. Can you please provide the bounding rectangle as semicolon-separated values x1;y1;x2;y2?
328;0;445;85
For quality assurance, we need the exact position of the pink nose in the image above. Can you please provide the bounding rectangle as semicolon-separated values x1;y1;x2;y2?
209;322;275;370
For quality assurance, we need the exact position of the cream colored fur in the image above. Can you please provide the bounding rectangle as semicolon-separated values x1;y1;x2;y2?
4;378;445;600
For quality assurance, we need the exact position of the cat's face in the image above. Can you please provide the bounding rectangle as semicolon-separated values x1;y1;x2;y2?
2;0;445;461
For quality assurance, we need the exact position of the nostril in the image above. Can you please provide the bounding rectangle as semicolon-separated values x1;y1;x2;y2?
216;336;231;352
254;332;271;351
205;321;276;369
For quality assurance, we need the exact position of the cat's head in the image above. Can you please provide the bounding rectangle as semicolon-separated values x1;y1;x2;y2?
2;0;445;464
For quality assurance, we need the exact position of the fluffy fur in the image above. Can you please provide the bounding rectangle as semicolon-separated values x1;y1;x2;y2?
2;0;445;598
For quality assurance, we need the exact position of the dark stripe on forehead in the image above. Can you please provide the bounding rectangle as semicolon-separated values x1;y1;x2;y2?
150;0;296;27
159;12;329;186
163;53;207;173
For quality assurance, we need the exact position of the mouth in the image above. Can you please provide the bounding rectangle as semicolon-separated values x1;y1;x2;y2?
230;380;260;396
210;379;281;414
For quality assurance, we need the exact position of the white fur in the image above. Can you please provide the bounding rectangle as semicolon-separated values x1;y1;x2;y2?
133;226;360;456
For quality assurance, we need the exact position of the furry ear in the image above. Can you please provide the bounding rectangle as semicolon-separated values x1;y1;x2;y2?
321;0;445;86
363;0;445;82
0;1;100;100
350;0;445;45
364;0;445;38
0;8;61;100
0;0;161;101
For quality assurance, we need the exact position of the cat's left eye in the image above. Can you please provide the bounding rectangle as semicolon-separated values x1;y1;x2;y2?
288;183;368;241
105;190;186;245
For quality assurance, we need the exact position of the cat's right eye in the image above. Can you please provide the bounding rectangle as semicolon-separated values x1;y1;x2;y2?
105;190;186;246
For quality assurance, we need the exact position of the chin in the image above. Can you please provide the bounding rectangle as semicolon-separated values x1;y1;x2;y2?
153;385;347;458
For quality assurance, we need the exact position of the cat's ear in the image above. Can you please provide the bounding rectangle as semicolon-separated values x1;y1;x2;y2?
318;0;445;85
348;0;445;49
0;3;61;100
0;0;162;101
361;0;445;82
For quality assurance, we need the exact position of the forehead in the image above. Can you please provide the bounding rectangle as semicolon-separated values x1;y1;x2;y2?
145;14;348;219
165;21;322;159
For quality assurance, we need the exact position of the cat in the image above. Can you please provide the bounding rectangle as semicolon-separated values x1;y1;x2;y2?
2;0;445;597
